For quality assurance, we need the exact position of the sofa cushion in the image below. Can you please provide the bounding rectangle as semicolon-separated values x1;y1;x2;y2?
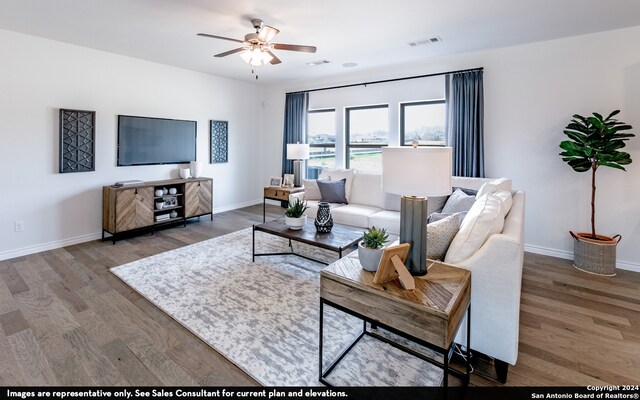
444;193;505;264
331;204;382;228
427;213;462;261
476;178;512;199
319;168;356;200
350;172;385;209
384;193;447;214
368;210;400;235
303;179;322;201
317;178;348;204
441;188;476;214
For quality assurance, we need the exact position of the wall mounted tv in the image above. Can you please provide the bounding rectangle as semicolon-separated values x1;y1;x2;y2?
117;115;197;166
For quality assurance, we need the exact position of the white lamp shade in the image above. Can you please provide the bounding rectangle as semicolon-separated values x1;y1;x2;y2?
382;147;452;196
287;143;310;160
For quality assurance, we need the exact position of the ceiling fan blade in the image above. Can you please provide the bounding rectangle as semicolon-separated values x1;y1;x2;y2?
267;50;282;65
214;48;246;58
258;25;280;42
197;33;245;43
272;43;317;53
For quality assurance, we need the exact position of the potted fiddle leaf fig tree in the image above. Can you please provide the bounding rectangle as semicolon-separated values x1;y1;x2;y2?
559;110;634;276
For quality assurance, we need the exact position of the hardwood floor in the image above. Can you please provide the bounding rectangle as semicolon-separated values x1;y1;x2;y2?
0;204;638;386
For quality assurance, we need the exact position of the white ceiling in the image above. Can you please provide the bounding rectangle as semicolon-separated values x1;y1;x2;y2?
1;0;640;84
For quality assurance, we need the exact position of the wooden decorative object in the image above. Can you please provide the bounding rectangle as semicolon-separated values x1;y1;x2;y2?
373;243;415;290
59;109;95;173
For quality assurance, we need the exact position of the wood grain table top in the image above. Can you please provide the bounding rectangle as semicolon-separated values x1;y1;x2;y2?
254;218;363;252
321;252;471;320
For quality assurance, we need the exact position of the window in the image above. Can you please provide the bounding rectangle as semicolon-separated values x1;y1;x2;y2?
307;109;336;175
346;105;389;173
400;100;446;146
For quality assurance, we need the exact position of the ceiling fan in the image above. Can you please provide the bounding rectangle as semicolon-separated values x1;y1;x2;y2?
197;18;317;67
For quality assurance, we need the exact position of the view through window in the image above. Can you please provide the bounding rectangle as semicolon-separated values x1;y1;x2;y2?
307;109;336;175
346;105;389;173
400;100;446;146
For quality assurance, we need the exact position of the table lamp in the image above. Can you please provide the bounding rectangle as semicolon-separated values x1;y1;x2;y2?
382;146;452;275
287;143;310;187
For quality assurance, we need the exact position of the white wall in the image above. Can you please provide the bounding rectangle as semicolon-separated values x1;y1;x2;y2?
261;26;640;272
0;29;263;260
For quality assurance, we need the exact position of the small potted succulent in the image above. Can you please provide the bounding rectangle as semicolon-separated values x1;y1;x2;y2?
284;198;309;230
358;226;389;272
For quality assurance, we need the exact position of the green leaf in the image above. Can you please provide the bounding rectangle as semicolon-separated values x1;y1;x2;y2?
593;112;603;121
567;158;592;172
599;162;626;171
605;110;620;120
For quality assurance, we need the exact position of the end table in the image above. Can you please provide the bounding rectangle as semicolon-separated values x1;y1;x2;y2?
263;186;304;222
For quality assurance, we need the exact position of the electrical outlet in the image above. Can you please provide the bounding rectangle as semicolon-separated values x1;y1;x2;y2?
14;220;24;232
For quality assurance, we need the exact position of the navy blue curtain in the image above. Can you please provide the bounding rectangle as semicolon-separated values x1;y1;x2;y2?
281;92;309;176
445;70;484;177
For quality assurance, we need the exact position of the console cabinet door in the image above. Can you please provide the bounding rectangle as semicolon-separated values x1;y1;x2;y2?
115;187;154;232
185;180;212;218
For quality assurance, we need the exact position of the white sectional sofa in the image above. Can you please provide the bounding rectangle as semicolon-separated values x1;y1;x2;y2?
290;169;525;382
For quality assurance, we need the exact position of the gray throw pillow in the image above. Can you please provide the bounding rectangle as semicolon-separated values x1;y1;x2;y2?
427;195;448;215
428;211;468;225
441;188;476;214
427;213;462;261
303;179;322;201
317;178;348;204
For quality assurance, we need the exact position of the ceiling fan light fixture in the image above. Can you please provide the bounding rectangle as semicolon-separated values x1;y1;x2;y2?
240;50;252;64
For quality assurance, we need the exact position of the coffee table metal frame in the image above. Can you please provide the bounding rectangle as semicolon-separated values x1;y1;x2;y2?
252;219;362;266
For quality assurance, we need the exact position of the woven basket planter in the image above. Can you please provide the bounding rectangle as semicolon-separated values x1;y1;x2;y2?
570;231;621;276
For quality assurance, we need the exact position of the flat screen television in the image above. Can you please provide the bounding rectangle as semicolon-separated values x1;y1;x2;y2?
117;115;197;166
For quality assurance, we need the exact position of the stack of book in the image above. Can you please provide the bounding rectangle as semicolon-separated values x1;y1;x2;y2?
156;214;171;222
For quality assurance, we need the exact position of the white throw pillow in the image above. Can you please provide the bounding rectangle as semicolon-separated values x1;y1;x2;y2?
441;188;476;214
319;168;356;201
476;178;512;199
493;190;513;216
427;213;462;261
444;193;506;264
303;179;322;201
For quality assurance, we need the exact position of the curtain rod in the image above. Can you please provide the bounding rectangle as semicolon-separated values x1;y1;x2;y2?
286;67;483;95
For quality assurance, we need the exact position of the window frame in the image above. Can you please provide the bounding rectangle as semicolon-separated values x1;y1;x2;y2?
399;99;446;147
345;104;389;169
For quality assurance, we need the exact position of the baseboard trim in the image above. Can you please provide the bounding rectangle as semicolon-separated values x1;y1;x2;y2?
213;199;262;214
0;232;103;262
524;243;640;273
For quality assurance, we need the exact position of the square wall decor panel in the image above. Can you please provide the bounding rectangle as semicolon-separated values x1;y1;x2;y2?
210;120;228;164
59;109;95;173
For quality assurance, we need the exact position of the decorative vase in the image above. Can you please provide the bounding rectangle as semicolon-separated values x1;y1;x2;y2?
170;211;178;219
155;201;164;210
155;189;164;197
315;202;334;233
285;214;307;230
190;161;203;178
358;241;385;272
179;168;191;179
169;188;177;195
162;187;168;195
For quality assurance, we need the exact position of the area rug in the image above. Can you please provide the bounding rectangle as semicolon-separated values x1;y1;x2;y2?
111;228;443;386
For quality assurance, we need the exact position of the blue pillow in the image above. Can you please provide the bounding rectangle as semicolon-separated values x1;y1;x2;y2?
317;178;348;204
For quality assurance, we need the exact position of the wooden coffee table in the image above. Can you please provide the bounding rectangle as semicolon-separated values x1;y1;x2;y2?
252;218;363;265
320;253;471;394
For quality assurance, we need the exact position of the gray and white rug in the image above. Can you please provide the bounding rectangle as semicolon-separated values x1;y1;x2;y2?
111;228;443;386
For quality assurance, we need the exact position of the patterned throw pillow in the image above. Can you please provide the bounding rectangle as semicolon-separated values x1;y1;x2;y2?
441;188;476;214
303;179;322;201
426;213;462;261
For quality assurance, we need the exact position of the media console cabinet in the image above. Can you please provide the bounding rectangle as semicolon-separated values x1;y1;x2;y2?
102;177;212;243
